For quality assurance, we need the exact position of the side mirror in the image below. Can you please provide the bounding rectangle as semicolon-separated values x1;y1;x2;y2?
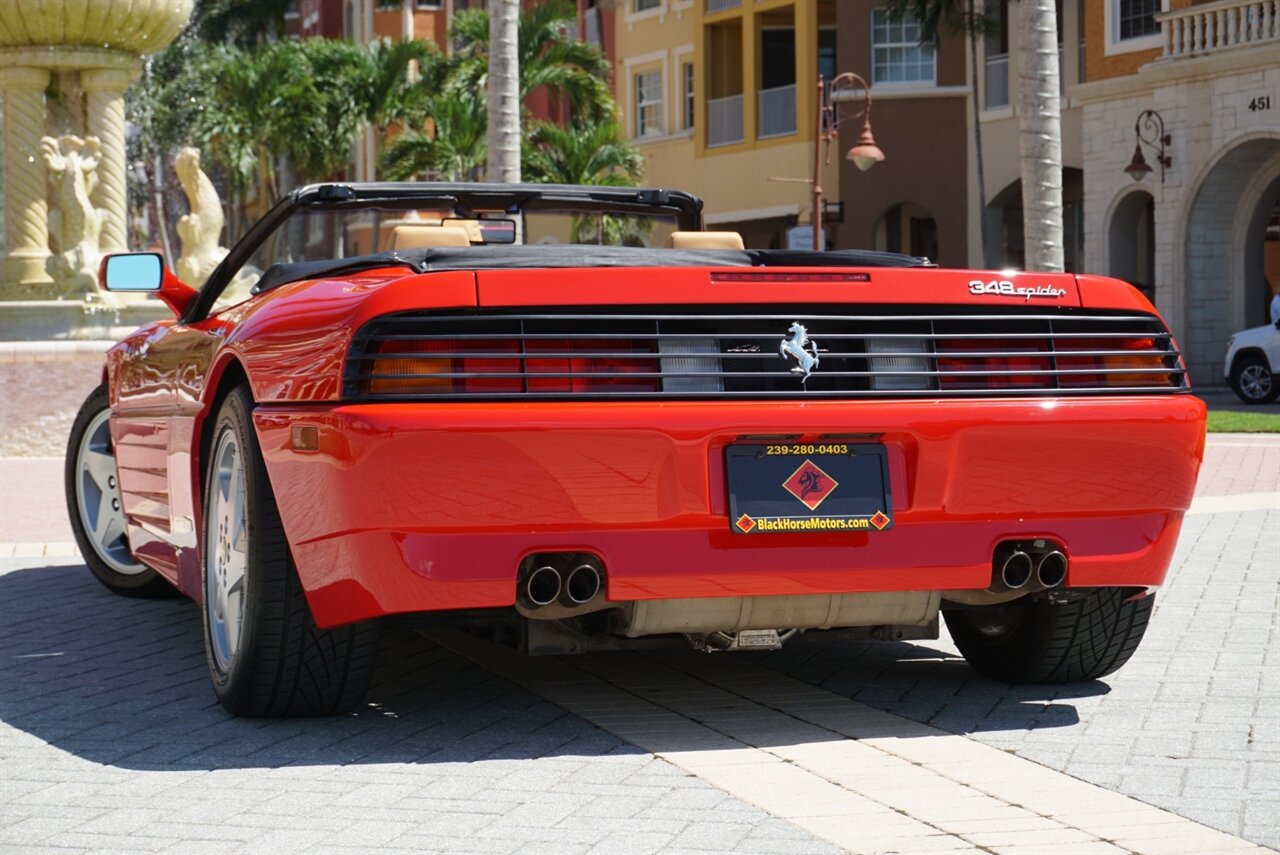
102;252;162;291
99;253;198;318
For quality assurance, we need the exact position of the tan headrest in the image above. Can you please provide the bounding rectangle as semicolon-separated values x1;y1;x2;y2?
663;231;745;250
391;225;471;250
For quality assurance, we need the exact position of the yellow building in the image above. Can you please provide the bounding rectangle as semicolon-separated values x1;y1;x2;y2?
613;0;840;248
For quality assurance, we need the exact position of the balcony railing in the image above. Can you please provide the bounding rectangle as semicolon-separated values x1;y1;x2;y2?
1159;0;1279;58
706;0;741;12
984;52;1009;109
707;94;744;147
757;84;797;139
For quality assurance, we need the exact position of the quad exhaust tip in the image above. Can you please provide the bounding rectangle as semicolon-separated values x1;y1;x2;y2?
563;562;602;605
525;565;562;607
1036;550;1068;589
519;553;607;615
1000;550;1033;590
991;541;1068;593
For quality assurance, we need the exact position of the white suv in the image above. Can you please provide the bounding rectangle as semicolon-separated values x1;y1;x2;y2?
1224;321;1280;404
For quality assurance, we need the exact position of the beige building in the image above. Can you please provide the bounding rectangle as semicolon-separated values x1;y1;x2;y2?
1074;0;1280;385
613;0;842;248
618;0;1279;387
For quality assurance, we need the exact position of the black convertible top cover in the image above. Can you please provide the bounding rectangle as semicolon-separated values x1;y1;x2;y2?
253;245;933;294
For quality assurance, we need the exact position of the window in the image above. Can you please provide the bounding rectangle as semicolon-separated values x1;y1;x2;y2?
635;71;663;137
818;28;837;83
1117;0;1160;40
416;0;444;7
871;9;935;86
683;63;695;130
635;0;660;11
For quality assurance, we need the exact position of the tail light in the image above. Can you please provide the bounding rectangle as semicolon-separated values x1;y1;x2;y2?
936;338;1052;389
525;339;658;392
365;338;658;394
1056;337;1171;388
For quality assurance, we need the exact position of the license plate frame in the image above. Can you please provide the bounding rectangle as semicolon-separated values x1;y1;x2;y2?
725;442;893;535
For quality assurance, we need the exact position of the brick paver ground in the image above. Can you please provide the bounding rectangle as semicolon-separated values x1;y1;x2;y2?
2;425;1277;852
757;502;1280;849
0;561;841;855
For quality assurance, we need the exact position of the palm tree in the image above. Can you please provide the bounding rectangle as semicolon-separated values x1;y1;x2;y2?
883;0;995;266
381;92;488;181
524;119;648;244
1015;0;1064;272
449;0;615;124
487;0;522;183
523;119;643;186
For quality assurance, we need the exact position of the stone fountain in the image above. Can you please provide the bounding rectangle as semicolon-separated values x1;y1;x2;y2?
0;0;193;338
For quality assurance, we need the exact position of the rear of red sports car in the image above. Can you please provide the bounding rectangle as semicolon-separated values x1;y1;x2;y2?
80;184;1204;717
252;259;1203;678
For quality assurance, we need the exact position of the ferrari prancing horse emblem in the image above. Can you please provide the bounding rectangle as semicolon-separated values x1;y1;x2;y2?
780;322;819;383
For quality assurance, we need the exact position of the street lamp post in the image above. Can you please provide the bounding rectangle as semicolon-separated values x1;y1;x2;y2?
812;72;885;251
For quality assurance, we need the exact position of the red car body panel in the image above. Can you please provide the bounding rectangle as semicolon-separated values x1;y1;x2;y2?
253;396;1201;628
104;263;1205;626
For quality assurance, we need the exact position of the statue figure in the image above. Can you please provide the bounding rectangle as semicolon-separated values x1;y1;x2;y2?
42;134;107;296
175;146;228;286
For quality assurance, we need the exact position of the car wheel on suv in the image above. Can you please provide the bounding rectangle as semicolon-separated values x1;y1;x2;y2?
1230;354;1279;404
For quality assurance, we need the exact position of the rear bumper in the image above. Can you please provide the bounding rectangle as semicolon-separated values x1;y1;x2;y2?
253;395;1206;627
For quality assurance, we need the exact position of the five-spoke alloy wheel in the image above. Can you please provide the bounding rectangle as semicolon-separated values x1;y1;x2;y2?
65;384;172;597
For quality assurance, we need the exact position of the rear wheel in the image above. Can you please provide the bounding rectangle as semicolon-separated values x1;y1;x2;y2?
944;589;1153;683
202;384;378;717
65;383;172;597
1230;354;1278;404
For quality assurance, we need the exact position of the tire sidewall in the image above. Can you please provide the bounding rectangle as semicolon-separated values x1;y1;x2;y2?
201;386;269;704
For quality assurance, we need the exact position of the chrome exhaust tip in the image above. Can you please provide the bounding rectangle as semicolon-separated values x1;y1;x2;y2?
1035;550;1068;589
999;550;1033;590
525;565;562;607
563;563;602;605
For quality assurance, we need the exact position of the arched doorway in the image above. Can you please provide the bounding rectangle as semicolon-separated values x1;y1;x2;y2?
1108;189;1155;302
1245;188;1280;328
984;168;1083;271
1180;137;1280;383
873;203;938;262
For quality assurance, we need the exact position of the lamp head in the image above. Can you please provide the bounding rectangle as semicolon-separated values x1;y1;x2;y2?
846;119;885;172
1124;140;1152;182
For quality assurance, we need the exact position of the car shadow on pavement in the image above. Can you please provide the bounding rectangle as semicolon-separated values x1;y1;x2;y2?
0;563;643;772
1;563;1104;774
751;633;1108;735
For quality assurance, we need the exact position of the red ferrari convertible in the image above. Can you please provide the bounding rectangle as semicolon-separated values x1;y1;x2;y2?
67;183;1205;717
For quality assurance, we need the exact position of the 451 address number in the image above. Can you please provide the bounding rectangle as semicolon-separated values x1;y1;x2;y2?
1248;96;1272;112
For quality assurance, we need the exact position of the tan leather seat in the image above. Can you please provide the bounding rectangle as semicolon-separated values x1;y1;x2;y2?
663;231;745;250
390;225;471;250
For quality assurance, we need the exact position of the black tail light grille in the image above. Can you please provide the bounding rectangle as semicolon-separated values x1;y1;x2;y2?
344;308;1187;400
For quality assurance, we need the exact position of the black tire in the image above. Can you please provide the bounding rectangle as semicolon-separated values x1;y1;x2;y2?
202;384;379;717
944;588;1154;684
1229;354;1279;404
65;383;174;598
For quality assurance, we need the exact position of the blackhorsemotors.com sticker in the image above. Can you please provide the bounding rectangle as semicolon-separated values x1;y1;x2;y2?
725;443;894;535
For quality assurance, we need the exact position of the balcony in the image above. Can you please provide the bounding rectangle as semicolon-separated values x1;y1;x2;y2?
706;0;741;12
707;94;744;146
984;52;1009;109
758;84;797;139
1159;0;1279;59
